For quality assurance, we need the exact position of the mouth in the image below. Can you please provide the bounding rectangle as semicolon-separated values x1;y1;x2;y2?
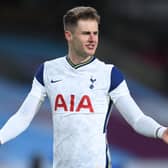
86;44;96;50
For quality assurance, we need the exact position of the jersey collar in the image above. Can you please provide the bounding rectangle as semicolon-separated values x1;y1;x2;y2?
66;56;96;69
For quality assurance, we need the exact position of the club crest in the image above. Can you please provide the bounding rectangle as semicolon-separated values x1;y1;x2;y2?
89;77;96;89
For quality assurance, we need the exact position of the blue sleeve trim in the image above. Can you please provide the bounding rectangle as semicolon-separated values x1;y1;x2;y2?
109;66;124;92
35;64;44;86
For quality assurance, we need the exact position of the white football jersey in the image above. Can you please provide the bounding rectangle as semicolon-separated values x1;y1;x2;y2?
35;56;129;168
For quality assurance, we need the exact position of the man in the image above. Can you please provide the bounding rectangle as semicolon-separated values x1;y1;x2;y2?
0;6;168;168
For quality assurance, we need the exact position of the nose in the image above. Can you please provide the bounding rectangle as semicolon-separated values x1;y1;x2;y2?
88;34;95;41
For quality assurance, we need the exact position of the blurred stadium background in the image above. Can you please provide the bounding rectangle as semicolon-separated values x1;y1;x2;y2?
0;0;168;168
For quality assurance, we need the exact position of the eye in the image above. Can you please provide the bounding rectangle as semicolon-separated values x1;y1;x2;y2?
82;31;90;35
94;32;98;35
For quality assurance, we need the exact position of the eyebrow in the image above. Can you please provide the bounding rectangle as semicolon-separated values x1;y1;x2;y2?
81;31;98;35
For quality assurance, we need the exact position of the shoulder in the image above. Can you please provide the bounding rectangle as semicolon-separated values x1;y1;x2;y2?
94;58;125;91
94;58;115;72
109;65;125;92
44;56;66;67
35;56;66;74
34;56;66;86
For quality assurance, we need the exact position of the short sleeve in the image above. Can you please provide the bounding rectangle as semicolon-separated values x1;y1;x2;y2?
35;64;44;86
109;66;124;92
109;67;130;102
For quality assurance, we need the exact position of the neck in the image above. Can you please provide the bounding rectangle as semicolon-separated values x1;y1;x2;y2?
68;54;92;65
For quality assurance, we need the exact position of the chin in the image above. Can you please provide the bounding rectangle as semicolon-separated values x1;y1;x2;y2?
87;51;96;56
90;52;96;56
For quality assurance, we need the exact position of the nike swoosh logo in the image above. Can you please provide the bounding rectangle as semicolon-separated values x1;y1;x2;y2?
51;80;62;83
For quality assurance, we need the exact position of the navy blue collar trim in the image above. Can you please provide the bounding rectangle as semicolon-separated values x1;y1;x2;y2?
66;56;96;69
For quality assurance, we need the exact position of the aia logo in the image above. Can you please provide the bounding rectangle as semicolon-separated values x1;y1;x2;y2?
55;94;94;112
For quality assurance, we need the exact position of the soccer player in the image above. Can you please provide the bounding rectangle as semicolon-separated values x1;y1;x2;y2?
0;6;168;168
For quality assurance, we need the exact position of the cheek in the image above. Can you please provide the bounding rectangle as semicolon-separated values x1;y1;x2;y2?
95;36;99;42
73;39;83;51
77;39;85;48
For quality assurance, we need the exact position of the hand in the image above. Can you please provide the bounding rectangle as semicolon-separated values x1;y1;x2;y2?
162;128;168;144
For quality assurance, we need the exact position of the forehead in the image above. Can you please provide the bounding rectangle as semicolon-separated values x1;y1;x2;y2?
76;19;98;31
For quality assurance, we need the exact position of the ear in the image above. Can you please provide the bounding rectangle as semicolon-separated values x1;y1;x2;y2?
64;31;72;41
